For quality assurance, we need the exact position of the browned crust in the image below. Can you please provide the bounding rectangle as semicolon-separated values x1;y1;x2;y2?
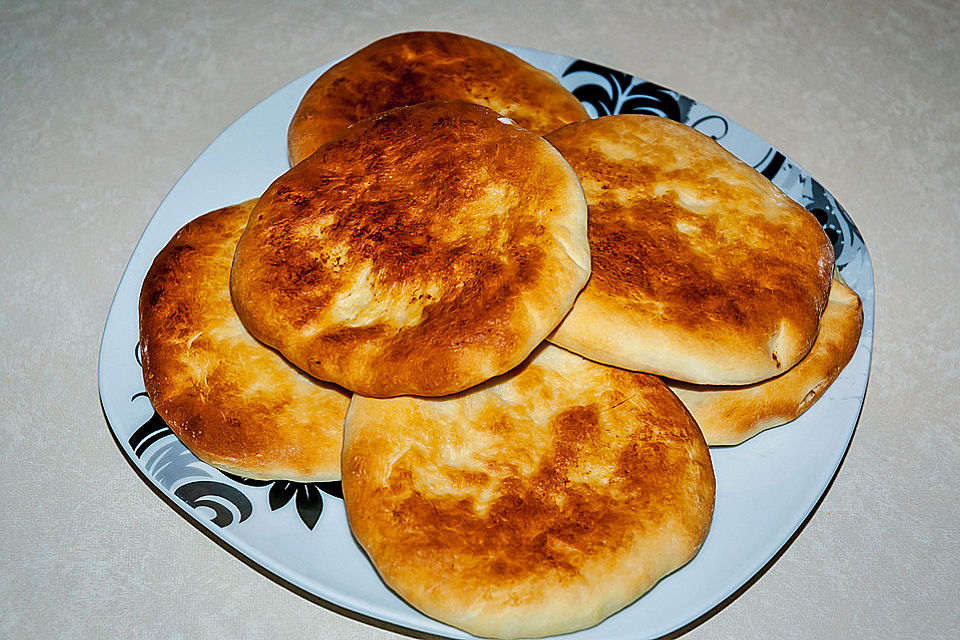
669;278;864;445
545;115;835;384
138;201;350;481
342;344;715;638
287;31;589;165
231;101;590;398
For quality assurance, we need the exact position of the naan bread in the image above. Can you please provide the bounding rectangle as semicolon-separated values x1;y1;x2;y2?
342;344;715;638
139;201;350;481
231;101;590;398
670;277;863;445
287;30;588;165
546;115;835;385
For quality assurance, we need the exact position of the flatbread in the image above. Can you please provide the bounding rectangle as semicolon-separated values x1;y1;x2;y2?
231;101;590;398
287;30;589;165
139;201;350;481
342;344;715;638
669;277;863;445
545;114;835;385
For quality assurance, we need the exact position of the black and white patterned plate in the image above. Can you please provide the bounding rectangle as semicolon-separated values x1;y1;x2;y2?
98;44;874;640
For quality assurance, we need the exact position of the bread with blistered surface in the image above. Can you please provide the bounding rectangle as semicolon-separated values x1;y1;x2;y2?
139;201;350;481
231;101;590;398
287;30;589;165
342;344;715;638
546;115;835;385
669;277;863;445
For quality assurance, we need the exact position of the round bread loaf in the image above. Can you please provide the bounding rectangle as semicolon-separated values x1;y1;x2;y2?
545;115;835;385
669;277;864;445
342;344;715;639
139;201;350;481
231;101;590;398
287;30;589;165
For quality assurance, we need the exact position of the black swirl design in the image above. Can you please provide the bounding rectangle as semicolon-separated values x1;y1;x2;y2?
174;481;253;527
802;177;862;267
128;404;173;457
563;60;631;116
563;60;692;122
687;114;730;140
753;149;787;181
620;81;692;122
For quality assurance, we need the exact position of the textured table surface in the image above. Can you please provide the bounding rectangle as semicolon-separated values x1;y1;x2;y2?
2;1;958;638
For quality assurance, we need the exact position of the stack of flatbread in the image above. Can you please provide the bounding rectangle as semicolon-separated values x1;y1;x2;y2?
138;31;862;638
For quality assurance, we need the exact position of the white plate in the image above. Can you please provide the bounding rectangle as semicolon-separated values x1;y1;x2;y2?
98;44;875;639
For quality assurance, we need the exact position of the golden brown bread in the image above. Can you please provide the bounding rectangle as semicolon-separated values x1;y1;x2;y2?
669;277;863;445
231;101;590;398
545;115;835;385
342;344;715;638
139;201;350;481
287;30;589;165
